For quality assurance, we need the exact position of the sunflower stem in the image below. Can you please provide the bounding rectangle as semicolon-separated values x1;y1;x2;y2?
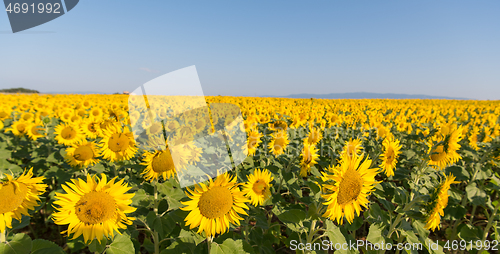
207;236;213;253
153;180;160;254
306;220;317;248
154;180;159;215
482;200;500;242
0;230;6;243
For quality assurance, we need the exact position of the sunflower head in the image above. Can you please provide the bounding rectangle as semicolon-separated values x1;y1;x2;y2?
242;169;274;206
380;137;402;177
247;129;263;156
0;168;47;233
54;123;85;146
299;142;319;177
64;141;100;168
53;174;136;243
425;174;460;231
268;130;289;156
321;153;380;225
180;173;249;237
140;146;189;182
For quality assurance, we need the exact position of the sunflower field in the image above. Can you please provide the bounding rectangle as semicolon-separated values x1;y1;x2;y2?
0;93;499;254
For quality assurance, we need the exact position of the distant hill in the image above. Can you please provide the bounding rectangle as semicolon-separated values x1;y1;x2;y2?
0;87;39;93
261;92;469;100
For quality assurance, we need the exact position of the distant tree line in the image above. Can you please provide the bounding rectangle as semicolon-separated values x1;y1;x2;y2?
0;87;40;93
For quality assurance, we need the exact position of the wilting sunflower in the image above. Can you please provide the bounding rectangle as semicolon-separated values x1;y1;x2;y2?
299;142;320;177
141;145;189;182
0;168;47;233
99;126;137;162
180;173;249;237
268;130;289;156
52;174;136;243
242;169;274;206
247;129;263;156
64;141;100;168
54;123;85;146
379;137;402;177
425;174;460;231
321;153;380;224
428;126;463;170
340;138;363;161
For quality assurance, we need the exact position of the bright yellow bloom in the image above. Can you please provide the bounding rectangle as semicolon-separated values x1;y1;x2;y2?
180;173;249;237
380;137;402;177
242;169;274;206
52;174;136;243
268;130;289;156
64;141;100;168
247;129;263;156
425;174;460;231
54;123;85;146
300;142;320;177
428;126;463;170
0;168;47;233
99;126;137;162
322;153;380;225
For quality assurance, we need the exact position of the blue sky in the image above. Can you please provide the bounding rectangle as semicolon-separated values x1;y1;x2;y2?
1;1;499;99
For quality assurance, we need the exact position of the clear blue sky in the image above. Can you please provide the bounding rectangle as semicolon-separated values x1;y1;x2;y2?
1;1;499;99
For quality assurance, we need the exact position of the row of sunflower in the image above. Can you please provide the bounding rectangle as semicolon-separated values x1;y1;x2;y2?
0;93;499;254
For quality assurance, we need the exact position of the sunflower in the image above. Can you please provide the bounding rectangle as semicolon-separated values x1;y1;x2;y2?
0;120;3;130
428;126;463;170
247;129;263;156
269;120;288;132
52;174;136;243
321;153;380;224
54;123;85;146
141;145;189;182
4;120;29;136
242;169;274;206
340;138;363;161
379;137;402;177
64;141;100;168
469;127;479;150
80;119;100;140
0;168;47;233
268;130;289;156
99;126;137;162
26;121;45;141
425;174;460;231
180;173;249;237
305;127;323;145
299;142;320;177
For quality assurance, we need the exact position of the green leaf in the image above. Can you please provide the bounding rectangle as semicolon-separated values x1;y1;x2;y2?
146;211;164;239
466;182;487;205
106;235;135;254
31;239;65;254
277;209;306;224
366;223;385;245
445;166;470;181
325;220;346;245
210;238;254;254
88;238;107;253
458;224;481;241
0;233;32;254
157;179;186;210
